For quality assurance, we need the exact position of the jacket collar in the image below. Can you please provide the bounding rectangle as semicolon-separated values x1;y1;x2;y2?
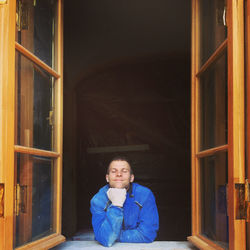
128;183;134;197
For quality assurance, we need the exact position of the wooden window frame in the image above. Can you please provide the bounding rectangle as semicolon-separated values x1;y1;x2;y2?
246;0;250;248
0;0;65;249
188;0;246;249
0;1;16;249
246;0;250;193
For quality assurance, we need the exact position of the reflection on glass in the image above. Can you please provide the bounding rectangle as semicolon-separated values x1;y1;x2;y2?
15;52;54;151
199;0;227;65
14;153;55;248
16;0;56;68
200;151;228;249
199;52;227;151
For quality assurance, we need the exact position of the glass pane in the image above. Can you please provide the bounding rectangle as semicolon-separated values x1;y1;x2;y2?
200;151;228;249
16;0;56;68
15;52;55;151
199;0;227;65
199;52;227;151
14;153;55;248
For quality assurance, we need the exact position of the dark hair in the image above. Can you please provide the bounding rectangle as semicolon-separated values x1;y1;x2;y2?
107;156;133;174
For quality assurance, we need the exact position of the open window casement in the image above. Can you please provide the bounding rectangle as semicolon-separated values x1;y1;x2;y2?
0;0;64;249
188;0;250;249
1;0;250;249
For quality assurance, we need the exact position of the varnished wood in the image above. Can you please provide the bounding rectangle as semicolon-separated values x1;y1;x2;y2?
13;0;64;246
15;233;65;250
14;145;60;158
196;145;228;158
191;0;198;236
15;42;60;79
0;0;16;249
194;0;201;235
53;0;64;234
189;0;246;249
3;3;64;247
188;236;213;249
14;0;64;248
191;0;248;248
196;39;228;78
246;0;250;177
188;236;224;250
198;235;227;250
245;0;250;246
227;0;246;249
191;0;204;237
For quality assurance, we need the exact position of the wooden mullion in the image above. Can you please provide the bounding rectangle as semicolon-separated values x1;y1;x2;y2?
53;0;63;235
191;0;198;237
246;0;250;246
196;39;227;78
195;0;202;237
14;145;60;158
246;0;250;191
196;145;228;158
0;0;16;249
15;42;60;79
227;0;246;249
0;1;16;249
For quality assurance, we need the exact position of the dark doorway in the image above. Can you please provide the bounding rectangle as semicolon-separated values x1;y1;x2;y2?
63;0;191;241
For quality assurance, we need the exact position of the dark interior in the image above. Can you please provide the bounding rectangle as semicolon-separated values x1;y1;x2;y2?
62;0;191;241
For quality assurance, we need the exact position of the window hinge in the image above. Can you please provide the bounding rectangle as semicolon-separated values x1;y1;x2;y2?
245;179;250;222
15;184;27;216
0;184;4;217
16;0;29;31
235;179;250;221
15;184;20;216
46;110;54;126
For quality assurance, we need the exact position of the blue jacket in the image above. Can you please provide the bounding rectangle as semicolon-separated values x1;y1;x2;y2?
90;183;159;247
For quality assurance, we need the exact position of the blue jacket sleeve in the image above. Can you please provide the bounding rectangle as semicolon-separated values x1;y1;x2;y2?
118;191;159;243
90;197;124;247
